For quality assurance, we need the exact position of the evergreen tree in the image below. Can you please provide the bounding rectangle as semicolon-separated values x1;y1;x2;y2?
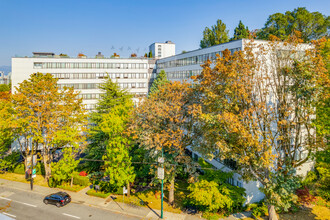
232;20;249;40
148;51;153;58
86;78;133;174
149;70;169;95
200;19;229;48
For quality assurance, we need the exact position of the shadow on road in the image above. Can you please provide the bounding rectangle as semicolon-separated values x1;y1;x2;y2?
110;196;124;211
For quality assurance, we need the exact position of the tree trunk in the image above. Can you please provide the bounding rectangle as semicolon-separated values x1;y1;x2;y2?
127;182;130;197
43;154;51;182
71;176;73;187
168;178;175;205
268;205;278;220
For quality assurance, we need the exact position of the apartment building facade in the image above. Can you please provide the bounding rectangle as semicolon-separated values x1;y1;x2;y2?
12;53;158;110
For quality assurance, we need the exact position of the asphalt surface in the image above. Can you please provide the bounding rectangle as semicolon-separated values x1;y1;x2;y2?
0;186;139;220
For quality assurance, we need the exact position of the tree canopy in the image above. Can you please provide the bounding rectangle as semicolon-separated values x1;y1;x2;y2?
149;70;169;96
232;20;250;40
258;7;330;42
200;19;229;48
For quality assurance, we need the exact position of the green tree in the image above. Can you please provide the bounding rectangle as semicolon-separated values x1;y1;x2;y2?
149;70;169;96
232;20;250;40
200;19;229;48
86;77;133;172
148;51;153;58
258;7;330;42
51;147;80;186
12;73;87;181
101;102;135;196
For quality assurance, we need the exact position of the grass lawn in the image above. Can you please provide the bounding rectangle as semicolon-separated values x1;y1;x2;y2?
110;179;190;214
0;172;48;187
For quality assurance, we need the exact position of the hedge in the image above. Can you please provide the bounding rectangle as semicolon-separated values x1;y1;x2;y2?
73;173;90;186
86;189;110;198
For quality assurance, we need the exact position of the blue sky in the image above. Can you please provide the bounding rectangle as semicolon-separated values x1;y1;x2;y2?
0;0;329;66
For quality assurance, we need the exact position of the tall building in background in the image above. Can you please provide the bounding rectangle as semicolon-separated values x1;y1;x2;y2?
0;71;10;85
149;41;176;59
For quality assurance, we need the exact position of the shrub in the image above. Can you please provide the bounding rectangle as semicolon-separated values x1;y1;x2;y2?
296;186;317;204
13;163;25;174
35;162;45;175
48;177;56;188
73;173;90;186
86;189;110;198
79;171;88;176
187;179;234;213
252;203;268;218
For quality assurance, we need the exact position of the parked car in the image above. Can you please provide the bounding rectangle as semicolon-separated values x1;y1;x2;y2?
43;192;71;207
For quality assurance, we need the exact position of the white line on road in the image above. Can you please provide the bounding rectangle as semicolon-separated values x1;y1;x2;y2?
3;212;16;218
62;213;81;219
0;196;37;207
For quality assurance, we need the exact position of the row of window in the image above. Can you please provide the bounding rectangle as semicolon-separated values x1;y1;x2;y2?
77;92;148;101
157;47;241;69
58;82;147;90
52;72;155;80
34;62;148;69
166;69;202;79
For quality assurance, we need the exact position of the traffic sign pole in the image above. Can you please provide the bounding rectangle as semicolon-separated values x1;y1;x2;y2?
30;155;33;191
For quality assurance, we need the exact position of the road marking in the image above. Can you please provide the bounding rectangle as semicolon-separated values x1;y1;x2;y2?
62;213;81;219
0;196;37;207
3;212;16;218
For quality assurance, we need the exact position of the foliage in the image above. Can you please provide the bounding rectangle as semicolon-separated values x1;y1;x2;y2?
232;20;249;40
101;101;135;189
200;19;229;48
0;152;20;171
198;159;246;211
86;189;110;198
149;70;169;96
0;91;14;161
296;186;317;204
131;81;196;204
148;51;153;58
189;34;329;219
57;183;85;192
0;84;10;92
12;163;25;175
251;203;268;218
85;78;133;172
51;147;80;185
261;168;300;212
12;73;87;181
257;7;330;42
73;172;90;186
187;179;234;213
79;171;88;176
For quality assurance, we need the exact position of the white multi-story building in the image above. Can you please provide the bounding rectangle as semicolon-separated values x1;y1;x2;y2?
155;39;314;204
12;52;157;109
149;41;176;59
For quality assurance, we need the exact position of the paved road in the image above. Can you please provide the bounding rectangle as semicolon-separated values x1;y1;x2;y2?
0;186;139;220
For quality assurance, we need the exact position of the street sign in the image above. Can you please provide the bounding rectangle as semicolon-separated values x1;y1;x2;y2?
157;167;164;180
158;157;164;163
32;174;36;178
26;156;32;168
32;155;37;166
32;169;36;175
123;186;127;194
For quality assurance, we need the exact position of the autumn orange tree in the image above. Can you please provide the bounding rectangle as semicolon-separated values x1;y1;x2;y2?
190;35;329;219
131;81;195;205
12;73;88;181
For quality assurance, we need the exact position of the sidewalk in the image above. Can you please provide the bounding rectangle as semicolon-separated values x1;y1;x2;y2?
0;178;202;220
